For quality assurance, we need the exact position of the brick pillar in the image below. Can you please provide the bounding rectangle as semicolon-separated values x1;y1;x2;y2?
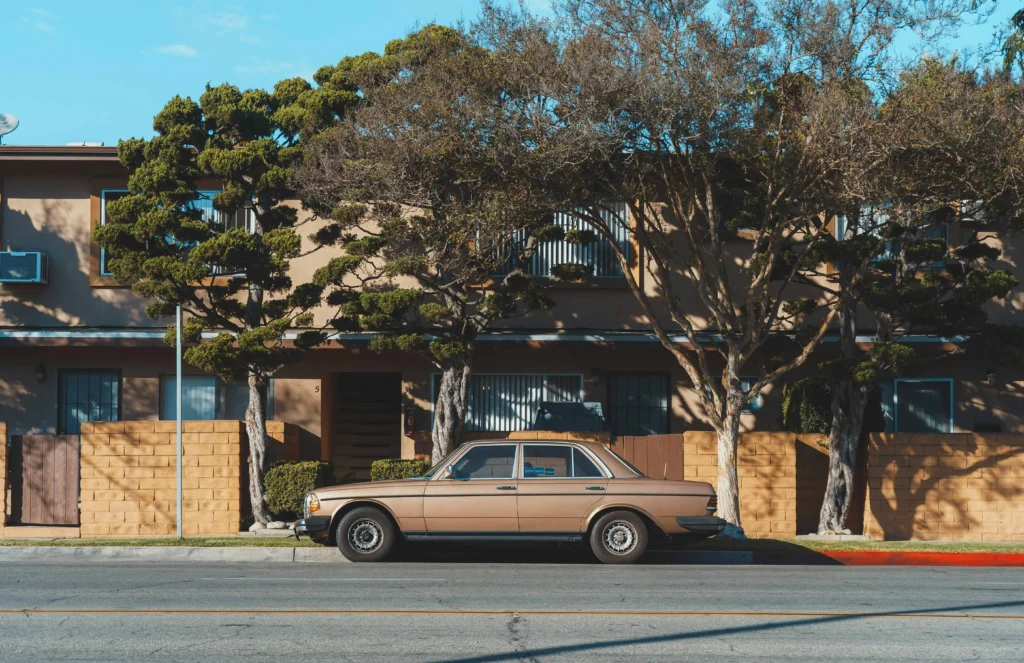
79;421;245;538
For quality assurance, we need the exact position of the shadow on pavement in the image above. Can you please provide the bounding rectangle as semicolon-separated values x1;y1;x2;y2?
426;598;1024;663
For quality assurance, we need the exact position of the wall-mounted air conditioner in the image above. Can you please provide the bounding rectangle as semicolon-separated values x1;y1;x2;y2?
0;252;49;284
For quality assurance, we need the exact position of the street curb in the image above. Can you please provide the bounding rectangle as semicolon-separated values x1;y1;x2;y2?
753;551;1024;567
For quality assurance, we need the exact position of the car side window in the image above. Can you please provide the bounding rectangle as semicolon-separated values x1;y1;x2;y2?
572;448;604;478
523;445;571;478
450;445;516;479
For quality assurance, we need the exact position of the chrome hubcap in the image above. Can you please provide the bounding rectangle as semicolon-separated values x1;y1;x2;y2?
602;520;638;555
348;519;383;553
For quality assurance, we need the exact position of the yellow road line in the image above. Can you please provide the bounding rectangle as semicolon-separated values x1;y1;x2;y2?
0;609;1021;620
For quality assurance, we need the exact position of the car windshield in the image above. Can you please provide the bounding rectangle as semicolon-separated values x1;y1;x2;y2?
607;448;646;477
420;446;464;479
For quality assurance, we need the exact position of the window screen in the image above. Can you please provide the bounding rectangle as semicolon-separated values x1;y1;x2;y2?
607;373;670;436
58;370;121;434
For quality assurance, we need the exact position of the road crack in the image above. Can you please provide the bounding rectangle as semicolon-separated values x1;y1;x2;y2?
506;611;540;663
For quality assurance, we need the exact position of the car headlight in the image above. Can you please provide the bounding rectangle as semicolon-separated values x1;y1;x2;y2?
305;492;320;518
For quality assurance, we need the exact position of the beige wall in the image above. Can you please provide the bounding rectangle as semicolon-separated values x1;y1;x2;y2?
0;176;156;328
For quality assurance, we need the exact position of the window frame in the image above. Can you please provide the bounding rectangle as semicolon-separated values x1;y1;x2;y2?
893;377;954;434
56;368;123;435
705;376;763;414
443;443;520;481
519;443;610;480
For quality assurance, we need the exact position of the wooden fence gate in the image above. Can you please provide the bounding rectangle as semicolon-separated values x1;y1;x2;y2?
9;435;80;526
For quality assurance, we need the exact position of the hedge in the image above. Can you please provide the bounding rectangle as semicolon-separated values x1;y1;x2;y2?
264;460;335;517
370;458;430;482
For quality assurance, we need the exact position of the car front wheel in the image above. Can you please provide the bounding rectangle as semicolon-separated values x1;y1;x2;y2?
590;510;648;564
336;507;395;562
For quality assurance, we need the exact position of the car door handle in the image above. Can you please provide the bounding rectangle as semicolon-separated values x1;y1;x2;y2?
496;486;516;491
585;486;605;491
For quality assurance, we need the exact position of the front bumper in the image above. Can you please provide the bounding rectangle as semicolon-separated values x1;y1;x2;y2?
675;516;728;535
294;516;331;539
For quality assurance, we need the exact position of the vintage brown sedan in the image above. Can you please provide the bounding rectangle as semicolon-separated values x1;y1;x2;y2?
295;439;725;563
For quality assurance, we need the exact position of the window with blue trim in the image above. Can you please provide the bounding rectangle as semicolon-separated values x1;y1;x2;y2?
607;373;670;436
495;203;630;279
835;207;949;269
883;378;953;433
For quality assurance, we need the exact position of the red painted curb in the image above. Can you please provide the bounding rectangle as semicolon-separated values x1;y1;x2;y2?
754;551;1024;567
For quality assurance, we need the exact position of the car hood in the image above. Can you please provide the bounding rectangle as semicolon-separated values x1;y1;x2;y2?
313;478;428;499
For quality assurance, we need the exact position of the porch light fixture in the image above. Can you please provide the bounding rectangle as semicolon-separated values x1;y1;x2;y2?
985;370;997;387
589;367;603;385
33;364;46;383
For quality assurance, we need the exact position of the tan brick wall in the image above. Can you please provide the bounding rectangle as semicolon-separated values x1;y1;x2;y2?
863;433;1024;542
0;423;7;533
683;431;815;539
78;421;245;538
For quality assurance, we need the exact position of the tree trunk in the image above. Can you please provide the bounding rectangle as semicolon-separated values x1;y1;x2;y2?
431;359;473;464
818;380;867;534
245;372;273;525
715;404;745;539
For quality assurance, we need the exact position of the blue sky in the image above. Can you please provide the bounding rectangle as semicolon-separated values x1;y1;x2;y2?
0;1;1014;146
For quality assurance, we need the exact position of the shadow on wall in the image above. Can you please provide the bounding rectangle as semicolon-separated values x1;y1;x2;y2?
865;434;1024;541
0;197;151;327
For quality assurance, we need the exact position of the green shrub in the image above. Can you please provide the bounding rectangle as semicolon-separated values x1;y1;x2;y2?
781;377;833;435
371;458;430;482
264;461;335;517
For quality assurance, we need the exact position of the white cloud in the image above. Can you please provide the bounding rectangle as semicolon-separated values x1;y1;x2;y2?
239;34;262;45
23;8;56;31
208;11;250;34
234;59;296;75
158;44;200;58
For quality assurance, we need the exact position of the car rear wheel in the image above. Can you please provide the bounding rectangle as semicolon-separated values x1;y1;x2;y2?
590;510;648;564
336;507;395;562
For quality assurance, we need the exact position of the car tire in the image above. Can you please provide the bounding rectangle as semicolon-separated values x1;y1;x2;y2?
336;507;395;562
589;510;648;564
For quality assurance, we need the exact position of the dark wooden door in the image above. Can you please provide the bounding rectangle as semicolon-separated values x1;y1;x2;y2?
331;373;402;482
10;435;80;526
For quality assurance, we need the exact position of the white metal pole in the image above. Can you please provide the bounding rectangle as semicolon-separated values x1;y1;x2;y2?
176;306;183;539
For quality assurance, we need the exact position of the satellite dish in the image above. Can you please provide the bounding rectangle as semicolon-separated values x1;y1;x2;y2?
0;114;18;139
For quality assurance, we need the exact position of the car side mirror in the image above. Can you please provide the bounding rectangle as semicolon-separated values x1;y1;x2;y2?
442;465;454;480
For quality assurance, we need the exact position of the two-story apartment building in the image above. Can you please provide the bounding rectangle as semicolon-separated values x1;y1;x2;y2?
2;145;1023;480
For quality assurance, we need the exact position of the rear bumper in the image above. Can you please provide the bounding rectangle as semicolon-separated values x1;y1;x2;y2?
294;516;331;539
675;516;728;535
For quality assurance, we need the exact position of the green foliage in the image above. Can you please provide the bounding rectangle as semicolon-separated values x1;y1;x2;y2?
370;458;431;482
551;263;594;282
780;377;834;435
564;228;599;244
264;461;336;517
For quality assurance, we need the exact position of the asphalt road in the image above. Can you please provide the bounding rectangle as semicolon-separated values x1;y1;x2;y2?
2;551;1023;662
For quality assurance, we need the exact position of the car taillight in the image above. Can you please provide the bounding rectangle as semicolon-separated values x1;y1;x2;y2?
706;495;717;513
